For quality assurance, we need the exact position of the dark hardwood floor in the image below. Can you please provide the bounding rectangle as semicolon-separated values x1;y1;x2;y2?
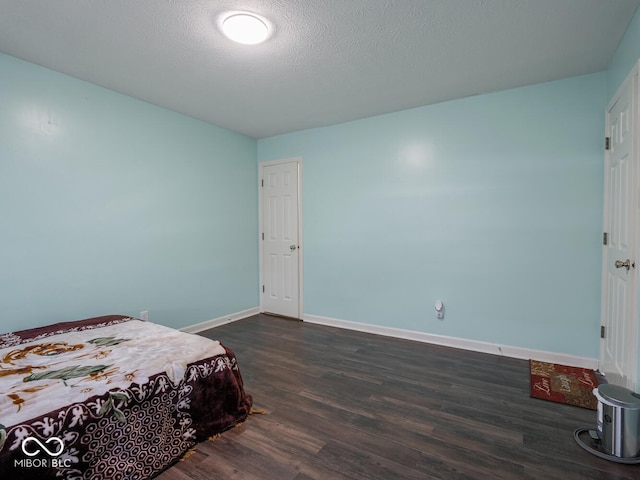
156;314;637;480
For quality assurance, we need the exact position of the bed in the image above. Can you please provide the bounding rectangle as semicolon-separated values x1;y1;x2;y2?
0;315;252;480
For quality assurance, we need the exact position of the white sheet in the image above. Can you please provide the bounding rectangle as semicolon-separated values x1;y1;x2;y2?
0;320;225;427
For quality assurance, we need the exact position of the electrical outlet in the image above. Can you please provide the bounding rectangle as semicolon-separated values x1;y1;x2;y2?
140;310;149;321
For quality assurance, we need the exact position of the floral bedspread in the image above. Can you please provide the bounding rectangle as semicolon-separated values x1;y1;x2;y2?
0;315;252;480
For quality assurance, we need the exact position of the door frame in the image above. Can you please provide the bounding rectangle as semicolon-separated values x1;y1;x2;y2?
258;157;303;318
600;60;640;389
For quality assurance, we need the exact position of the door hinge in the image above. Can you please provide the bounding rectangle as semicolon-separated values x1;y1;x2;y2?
601;325;605;339
262;232;264;240
603;232;608;245
261;179;264;187
262;285;265;293
605;137;611;150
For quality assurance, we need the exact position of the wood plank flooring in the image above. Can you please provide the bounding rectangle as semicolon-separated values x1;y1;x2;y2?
156;314;638;480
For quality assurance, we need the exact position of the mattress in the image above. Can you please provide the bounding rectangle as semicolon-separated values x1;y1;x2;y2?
0;315;252;479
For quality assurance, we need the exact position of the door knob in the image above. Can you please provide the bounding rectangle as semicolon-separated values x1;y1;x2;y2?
615;259;633;271
289;244;298;251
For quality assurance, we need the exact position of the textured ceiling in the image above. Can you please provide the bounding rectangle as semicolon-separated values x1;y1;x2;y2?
0;0;638;138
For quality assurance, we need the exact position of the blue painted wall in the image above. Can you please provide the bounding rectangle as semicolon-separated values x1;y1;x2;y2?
259;73;607;358
0;53;258;332
607;6;640;98
4;5;640;369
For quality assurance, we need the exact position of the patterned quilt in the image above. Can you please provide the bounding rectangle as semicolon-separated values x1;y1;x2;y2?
0;315;252;479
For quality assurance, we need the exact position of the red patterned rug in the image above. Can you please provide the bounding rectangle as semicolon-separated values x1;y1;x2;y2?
529;360;599;410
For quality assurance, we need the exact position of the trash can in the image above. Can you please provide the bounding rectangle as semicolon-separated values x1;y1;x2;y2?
593;384;640;458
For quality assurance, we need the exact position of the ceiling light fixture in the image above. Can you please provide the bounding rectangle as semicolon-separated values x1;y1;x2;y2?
221;12;270;45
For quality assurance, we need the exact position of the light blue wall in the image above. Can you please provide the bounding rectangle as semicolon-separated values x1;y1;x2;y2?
259;73;607;358
0;53;258;332
5;8;636;366
607;5;640;98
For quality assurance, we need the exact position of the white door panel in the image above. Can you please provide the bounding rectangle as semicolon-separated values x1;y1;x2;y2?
601;65;638;388
262;160;300;318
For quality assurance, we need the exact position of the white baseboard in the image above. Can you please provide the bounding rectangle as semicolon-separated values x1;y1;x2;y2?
181;307;260;334
302;313;599;370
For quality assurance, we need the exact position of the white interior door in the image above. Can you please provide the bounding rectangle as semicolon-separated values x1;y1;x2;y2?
600;64;638;388
261;160;301;318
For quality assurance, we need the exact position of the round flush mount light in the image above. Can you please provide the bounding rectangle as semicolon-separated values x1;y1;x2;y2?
221;12;270;45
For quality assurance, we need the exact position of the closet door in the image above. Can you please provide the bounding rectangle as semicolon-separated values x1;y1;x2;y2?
600;63;638;389
261;159;301;318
